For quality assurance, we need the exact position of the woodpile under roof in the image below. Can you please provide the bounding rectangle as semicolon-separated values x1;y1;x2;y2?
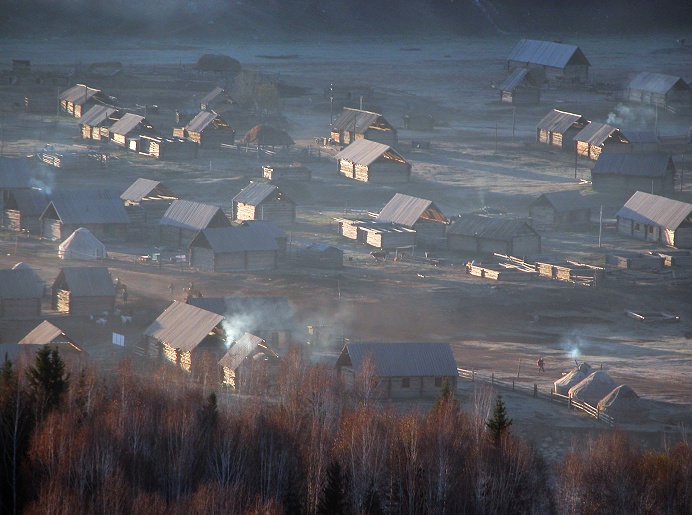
241;125;294;146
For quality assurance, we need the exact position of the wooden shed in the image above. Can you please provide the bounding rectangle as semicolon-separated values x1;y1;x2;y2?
109;113;159;150
121;178;178;239
218;332;280;389
335;139;411;183
40;189;130;242
2;189;50;234
591;154;676;194
182;111;235;148
200;86;236;113
536;109;589;149
189;226;278;272
507;39;591;83
232;182;296;226
78;105;120;141
262;164;312;181
241;125;294;149
144;301;226;374
573;122;629;160
330;108;398;147
159;199;231;248
0;268;43;318
59;84;114;118
238;220;288;257
0;157;34;217
296;242;344;268
19;320;81;349
376;193;448;248
336;341;458;400
529;191;591;230
334;217;417;249
447;214;541;257
616;191;692;248
499;68;541;105
626;72;691;112
139;136;199;160
51;267;116;316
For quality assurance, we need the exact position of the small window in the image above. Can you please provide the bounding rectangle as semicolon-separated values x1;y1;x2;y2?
648;226;654;233
435;377;443;387
635;223;640;231
402;378;410;388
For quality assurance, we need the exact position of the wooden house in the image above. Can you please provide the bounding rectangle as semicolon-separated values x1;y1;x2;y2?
241;125;294;149
573;122;629;160
334;218;417;249
336;342;458;400
335;139;411;183
40;189;130;242
330;108;398;147
616;191;692;248
51;267;116;316
238;220;288;257
144;301;226;374
536;109;589;149
59;84;114;118
79;105;119;141
591;154;676;194
447;214;541;257
109;113;159;150
626;72;691;112
121;178;178;239
19;320;82;350
499;68;541;105
232;182;296;226
159;199;231;248
200;86;236;113
529;191;591;230
262;164;312;181
0;268;44;318
188;226;278;272
618;130;660;153
218;332;280;389
2;189;50;234
139;136;199;160
295;243;344;268
0;157;34;217
376;193;448;247
506;39;591;83
187;296;294;349
181;111;235;148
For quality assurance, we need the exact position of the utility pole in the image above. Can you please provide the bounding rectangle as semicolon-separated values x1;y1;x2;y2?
512;107;516;142
329;83;334;125
494;123;498;155
598;206;603;248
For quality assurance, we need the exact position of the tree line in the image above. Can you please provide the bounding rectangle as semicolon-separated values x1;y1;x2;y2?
1;346;690;514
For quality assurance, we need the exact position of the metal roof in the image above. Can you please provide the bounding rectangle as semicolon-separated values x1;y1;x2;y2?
573;122;620;146
56;267;116;296
184;111;232;133
591;153;673;177
160;199;228;230
447;214;535;241
187;296;293;330
616;191;692;230
619;130;659;144
296;242;342;253
376;193;446;228
79;105;117;126
334;138;407;166
232;182;279;205
59;84;102;103
144;301;224;352
499;68;534;92
331;108;394;133
628;72;690;95
200;87;234;106
19;320;77;346
0;269;44;299
7;189;50;216
531;190;590;213
507;39;591;68
239;220;287;240
218;333;278;370
190;226;279;253
338;341;457;377
121;178;176;202
0;157;34;189
108;113;145;136
536;109;587;133
42;189;130;224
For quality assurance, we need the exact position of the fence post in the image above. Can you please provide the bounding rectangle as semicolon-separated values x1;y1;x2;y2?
597;406;600;420
534;383;537;397
472;369;475;382
568;397;572;409
491;373;494;384
512;380;515;391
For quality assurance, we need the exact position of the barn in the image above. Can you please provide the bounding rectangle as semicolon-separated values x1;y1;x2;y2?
330;108;398;147
59;84;114;118
51;267;116;316
199;86;236;113
335;139;411;183
0;268;43;318
262;164;312;181
336;341;458;400
591;153;676;194
536;109;589;149
232;182;296;226
78;105;119;141
241;125;294;149
218;332;280;389
573;122;629;160
506;39;591;83
296;242;344;268
499;68;541;105
121;178;178;239
2;189;50;234
144;301;226;374
529;190;591;230
626;72;691;112
616;191;692;248
159;199;231;248
376;193;448;247
619;130;660;153
40;189;130;242
188;226;278;272
181;111;235;148
109;113;160;150
238;220;288;257
447;214;541;257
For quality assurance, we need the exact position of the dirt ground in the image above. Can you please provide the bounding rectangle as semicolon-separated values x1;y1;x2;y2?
0;33;691;461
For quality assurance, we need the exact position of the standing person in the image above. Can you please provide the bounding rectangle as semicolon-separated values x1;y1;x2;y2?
537;356;545;373
168;282;175;301
122;289;128;305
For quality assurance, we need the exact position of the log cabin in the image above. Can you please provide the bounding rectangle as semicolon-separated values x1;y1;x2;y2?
182;111;235;148
218;332;280;389
59;84;115;118
335;139;411;183
188;226;279;272
573;122;629;160
591;154;676;194
295;242;344;268
2;189;50;234
536;109;589;149
376;193;448;248
499;68;541;105
51;267;116;316
78;105;120;141
447;214;541;257
199;86;236;113
0;268;44;318
232;182;296;226
529;191;591;230
238;220;288;257
121;178;178;239
626;72;691;112
0;157;35;220
159;199;231;249
507;39;591;83
616;191;692;248
262;164;312;181
330;108;398;147
109;113;160;151
241;125;294;149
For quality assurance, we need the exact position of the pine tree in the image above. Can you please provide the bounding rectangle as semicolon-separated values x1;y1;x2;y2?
26;346;70;418
318;460;346;515
486;394;512;445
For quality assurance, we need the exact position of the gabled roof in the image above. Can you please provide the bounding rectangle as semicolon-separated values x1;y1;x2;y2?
616;191;692;230
55;267;116;296
109;113;157;136
184;111;232;133
239;220;287;240
218;333;278;370
376;193;446;227
334;139;407;166
42;189;130;224
448;214;536;241
200;87;234;106
499;68;539;92
79;105;117;126
7;189;51;215
337;341;457;377
0;269;44;299
619;130;659;144
160;199;228;230
187;296;293;330
59;84;103;103
241;125;294;146
537;109;588;133
628;72;691;95
190;226;279;253
121;178;177;202
233;182;287;205
592;153;674;177
331;108;395;134
508;39;591;68
531;191;590;213
144;301;224;352
19;320;79;347
0;157;33;189
573;122;621;146
297;242;343;253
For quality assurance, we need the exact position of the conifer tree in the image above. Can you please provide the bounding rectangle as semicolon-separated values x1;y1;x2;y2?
486;394;512;444
26;346;70;418
318;460;346;515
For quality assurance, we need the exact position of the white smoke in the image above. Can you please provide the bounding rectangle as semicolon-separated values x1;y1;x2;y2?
29;167;55;195
220;312;257;348
606;103;655;128
558;333;589;362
